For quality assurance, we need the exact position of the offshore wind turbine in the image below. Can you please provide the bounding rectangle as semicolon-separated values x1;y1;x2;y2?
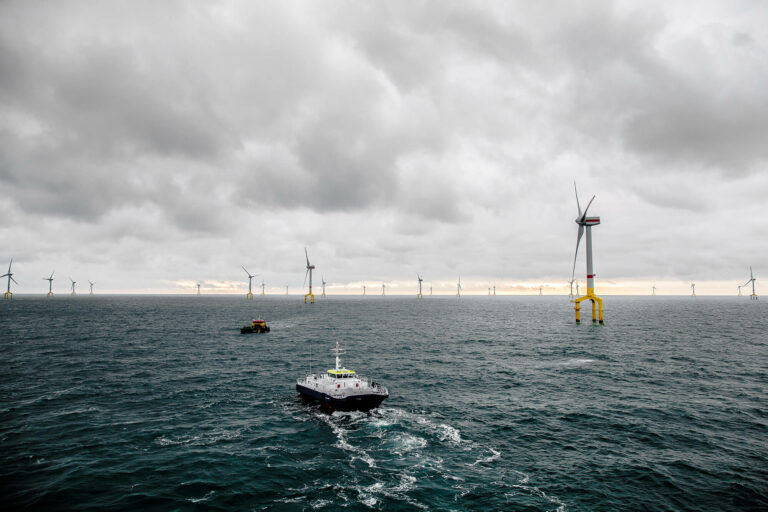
44;271;54;297
417;274;423;298
242;266;256;299
738;285;742;296
429;285;432;296
70;277;77;296
2;259;17;299
321;276;327;298
539;286;543;296
196;283;201;295
742;267;758;300
493;285;496;296
691;283;695;297
568;279;575;299
286;285;289;296
570;182;604;324
456;277;462;297
488;287;491;296
303;248;315;304
88;281;95;295
652;284;656;296
363;283;366;296
261;279;266;296
382;283;386;296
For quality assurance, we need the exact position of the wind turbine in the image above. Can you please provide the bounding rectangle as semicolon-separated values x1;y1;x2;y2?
691;283;695;297
321;276;327;298
2;259;17;299
570;182;604;324
44;271;54;297
488;287;491;296
242;266;256;299
576;282;580;296
70;277;77;296
196;283;201;295
738;285;742;296
456;277;462;297
743;267;758;300
89;281;95;295
652;284;656;296
568;279;575;299
382;283;386;296
417;274;423;298
286;285;289;296
493;285;496;296
429;285;432;296
303;248;315;304
261;280;266;296
539;286;543;296
363;283;366;296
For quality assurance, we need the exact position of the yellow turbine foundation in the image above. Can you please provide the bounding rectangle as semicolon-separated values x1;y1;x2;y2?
246;292;253;299
305;292;315;304
4;291;12;299
573;288;604;325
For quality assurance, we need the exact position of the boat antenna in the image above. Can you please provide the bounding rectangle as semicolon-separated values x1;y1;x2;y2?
309;339;312;376
334;341;342;370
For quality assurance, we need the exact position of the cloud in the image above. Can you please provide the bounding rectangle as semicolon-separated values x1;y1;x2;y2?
0;0;767;292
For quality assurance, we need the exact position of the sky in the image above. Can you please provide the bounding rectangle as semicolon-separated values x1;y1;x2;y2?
1;0;767;295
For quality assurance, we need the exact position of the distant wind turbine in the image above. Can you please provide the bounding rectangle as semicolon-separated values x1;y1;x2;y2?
738;285;742;296
742;267;758;300
2;259;17;299
382;283;386;296
417;274;423;298
363;283;366;296
570;182;604;324
652;284;656;296
493;285;496;296
456;277;462;297
429;285;432;296
196;283;201;295
261;279;266;296
70;277;77;296
488;287;491;296
539;286;543;296
44;270;54;297
303;248;315;304
691;283;695;297
89;281;95;295
321;275;327;298
242;266;257;299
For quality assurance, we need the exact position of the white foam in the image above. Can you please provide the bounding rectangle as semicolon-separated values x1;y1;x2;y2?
187;490;215;503
469;447;501;466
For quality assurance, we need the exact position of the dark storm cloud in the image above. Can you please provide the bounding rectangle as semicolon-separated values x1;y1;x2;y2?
1;0;767;291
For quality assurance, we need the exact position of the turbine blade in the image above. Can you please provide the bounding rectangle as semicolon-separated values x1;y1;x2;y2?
303;268;309;287
581;195;596;221
305;247;310;268
571;224;584;283
11;276;18;284
0;273;8;278
574;181;582;217
242;265;251;277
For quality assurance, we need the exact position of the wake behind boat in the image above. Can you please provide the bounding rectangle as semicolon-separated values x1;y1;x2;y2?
296;341;388;411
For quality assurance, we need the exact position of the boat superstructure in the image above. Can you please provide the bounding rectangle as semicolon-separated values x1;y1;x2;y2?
296;341;388;411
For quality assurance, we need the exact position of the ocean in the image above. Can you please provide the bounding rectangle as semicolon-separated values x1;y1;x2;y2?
1;295;766;511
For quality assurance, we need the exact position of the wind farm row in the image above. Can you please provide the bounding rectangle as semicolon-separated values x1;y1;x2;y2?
2;186;758;309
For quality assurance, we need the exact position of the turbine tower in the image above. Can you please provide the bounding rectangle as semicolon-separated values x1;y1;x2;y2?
321;276;327;298
417;274;423;298
568;279;574;299
539;286;543;296
576;282;580;296
652;284;656;296
286;285;289;296
89;281;95;295
261;280;266;296
304;248;315;304
2;259;17;299
738;285;742;296
44;271;54;297
429;285;432;296
743;267;758;300
493;285;496;296
196;283;201;295
70;277;77;296
382;283;386;296
456;277;462;297
363;284;366;296
570;183;604;324
691;283;695;297
488;287;491;296
242;266;256;299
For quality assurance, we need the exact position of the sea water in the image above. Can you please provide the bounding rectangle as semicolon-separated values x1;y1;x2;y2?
1;296;766;511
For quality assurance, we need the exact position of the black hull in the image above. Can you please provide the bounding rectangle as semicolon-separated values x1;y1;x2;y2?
296;384;387;412
241;326;270;334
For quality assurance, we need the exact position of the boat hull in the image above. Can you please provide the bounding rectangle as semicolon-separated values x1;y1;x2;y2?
296;383;387;412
